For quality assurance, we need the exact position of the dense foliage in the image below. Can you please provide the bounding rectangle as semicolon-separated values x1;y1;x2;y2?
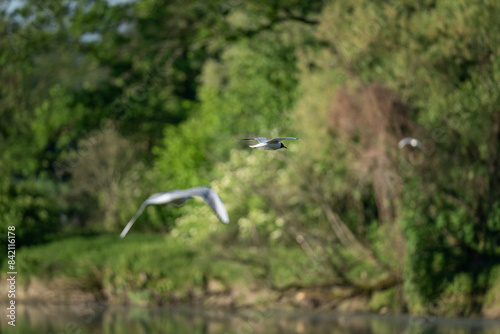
1;0;499;315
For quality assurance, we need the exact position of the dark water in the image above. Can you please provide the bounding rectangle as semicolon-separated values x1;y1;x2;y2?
3;303;500;333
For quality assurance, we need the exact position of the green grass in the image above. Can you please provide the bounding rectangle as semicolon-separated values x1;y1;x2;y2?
6;233;333;305
11;234;245;294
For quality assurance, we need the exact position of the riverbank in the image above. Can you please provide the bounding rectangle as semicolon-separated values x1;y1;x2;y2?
2;234;500;318
2;276;500;318
1;275;372;312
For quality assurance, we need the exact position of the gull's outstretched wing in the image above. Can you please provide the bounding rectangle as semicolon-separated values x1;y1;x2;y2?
184;187;230;224
237;137;269;143
120;187;230;238
120;201;149;238
120;192;178;238
267;137;299;143
398;138;412;149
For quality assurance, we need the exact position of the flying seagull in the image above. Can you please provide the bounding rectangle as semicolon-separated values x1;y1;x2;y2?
237;137;299;150
120;186;229;238
398;137;423;150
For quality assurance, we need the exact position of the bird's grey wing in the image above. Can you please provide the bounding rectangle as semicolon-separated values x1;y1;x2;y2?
120;201;149;238
398;138;414;149
237;137;269;143
146;190;192;205
119;192;179;238
190;187;229;224
267;137;299;143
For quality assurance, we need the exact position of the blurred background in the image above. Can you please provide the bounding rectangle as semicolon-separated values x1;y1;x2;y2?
1;0;500;320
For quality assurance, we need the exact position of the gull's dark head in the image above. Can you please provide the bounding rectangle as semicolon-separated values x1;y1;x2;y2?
280;143;287;149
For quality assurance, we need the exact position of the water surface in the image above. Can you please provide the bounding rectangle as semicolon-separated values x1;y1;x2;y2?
3;303;500;333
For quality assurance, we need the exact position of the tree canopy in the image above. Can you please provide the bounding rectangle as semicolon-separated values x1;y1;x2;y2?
1;0;499;316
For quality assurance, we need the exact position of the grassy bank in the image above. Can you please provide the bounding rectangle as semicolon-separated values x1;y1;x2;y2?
4;234;329;307
4;234;500;317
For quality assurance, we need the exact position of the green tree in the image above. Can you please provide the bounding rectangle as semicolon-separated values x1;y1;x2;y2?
294;0;500;313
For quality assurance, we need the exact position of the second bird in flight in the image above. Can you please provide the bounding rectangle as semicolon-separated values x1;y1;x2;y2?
237;137;299;150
